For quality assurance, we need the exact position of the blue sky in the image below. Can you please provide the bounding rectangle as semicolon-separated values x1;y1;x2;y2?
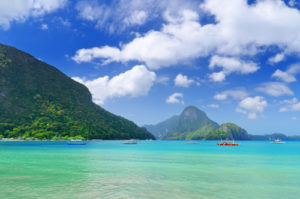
1;0;300;135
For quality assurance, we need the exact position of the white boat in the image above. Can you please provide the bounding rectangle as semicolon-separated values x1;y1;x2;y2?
67;139;87;145
273;139;284;144
124;139;137;144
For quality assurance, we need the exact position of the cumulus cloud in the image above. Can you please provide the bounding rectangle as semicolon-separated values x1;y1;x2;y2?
73;9;207;69
279;98;300;112
272;70;296;83
75;0;198;33
166;93;184;104
268;53;285;64
202;0;300;55
256;82;294;97
0;0;67;30
73;9;215;69
72;46;121;64
272;64;300;82
174;74;194;87
73;0;300;70
209;56;259;82
72;65;156;105
236;96;267;119
209;72;226;82
214;89;248;101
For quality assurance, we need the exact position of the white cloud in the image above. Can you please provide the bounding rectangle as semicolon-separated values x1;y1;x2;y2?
209;56;259;74
202;0;300;55
124;10;148;26
279;98;300;112
214;93;227;101
73;9;215;69
166;93;184;104
207;104;219;108
237;96;267;119
156;76;170;85
271;64;300;82
72;65;156;105
209;72;226;82
209;56;259;82
174;74;194;87
256;82;294;97
287;64;300;74
268;53;285;64
0;0;67;30
72;46;121;64
271;69;296;83
76;0;198;33
73;0;300;70
214;89;248;101
41;23;48;30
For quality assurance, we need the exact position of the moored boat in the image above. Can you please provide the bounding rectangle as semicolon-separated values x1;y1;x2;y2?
217;140;239;146
124;139;137;144
67;139;87;145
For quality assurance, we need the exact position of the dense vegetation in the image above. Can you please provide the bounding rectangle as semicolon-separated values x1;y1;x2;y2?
145;106;300;140
205;123;249;140
0;44;154;140
145;106;220;140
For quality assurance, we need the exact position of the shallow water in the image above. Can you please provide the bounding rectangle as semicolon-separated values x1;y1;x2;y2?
0;141;299;199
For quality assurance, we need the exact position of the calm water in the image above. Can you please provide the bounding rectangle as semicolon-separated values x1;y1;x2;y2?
0;141;299;199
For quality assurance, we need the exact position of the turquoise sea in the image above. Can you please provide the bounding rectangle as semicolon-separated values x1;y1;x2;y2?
0;141;299;199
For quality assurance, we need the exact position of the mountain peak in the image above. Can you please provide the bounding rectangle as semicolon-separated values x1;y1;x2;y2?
145;106;219;139
181;106;207;121
183;105;200;112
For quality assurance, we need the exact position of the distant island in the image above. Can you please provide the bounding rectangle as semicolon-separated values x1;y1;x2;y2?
0;44;154;140
144;106;300;141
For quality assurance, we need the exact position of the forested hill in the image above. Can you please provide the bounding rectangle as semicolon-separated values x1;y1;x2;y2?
144;106;249;140
145;106;220;140
145;106;299;140
0;44;154;140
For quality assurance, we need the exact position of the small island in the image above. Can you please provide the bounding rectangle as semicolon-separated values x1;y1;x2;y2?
144;106;300;141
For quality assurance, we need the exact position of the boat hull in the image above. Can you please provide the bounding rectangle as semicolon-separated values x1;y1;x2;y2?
217;142;239;146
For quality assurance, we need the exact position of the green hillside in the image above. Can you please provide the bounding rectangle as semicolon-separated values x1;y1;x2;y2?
205;123;249;140
145;106;220;140
0;44;154;140
145;106;300;140
144;106;252;140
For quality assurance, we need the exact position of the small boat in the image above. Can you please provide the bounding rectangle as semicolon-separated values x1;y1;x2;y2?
217;140;239;146
273;139;284;144
124;139;137;144
67;139;87;145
